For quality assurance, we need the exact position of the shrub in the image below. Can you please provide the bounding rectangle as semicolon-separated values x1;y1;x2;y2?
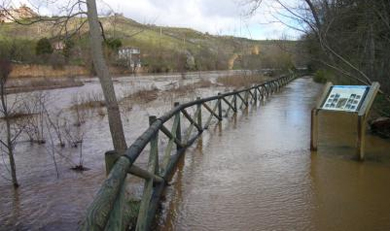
36;38;53;56
313;69;328;83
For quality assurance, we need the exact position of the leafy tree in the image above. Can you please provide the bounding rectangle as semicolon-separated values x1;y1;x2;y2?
104;38;122;51
63;38;75;60
35;37;53;56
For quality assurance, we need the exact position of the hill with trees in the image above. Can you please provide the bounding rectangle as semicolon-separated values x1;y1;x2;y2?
0;14;301;77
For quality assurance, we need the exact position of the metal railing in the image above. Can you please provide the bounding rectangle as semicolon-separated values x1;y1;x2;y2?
80;73;296;231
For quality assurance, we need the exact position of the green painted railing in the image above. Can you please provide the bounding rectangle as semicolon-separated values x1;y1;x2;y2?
80;73;296;231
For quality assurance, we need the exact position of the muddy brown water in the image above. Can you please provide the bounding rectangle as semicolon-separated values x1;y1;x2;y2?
1;75;390;230
0;70;246;230
157;77;390;231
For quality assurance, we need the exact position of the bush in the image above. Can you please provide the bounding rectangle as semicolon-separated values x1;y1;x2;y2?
313;69;328;83
104;38;122;51
36;38;53;56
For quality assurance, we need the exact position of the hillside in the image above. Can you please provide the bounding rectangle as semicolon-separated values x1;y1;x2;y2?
0;15;301;74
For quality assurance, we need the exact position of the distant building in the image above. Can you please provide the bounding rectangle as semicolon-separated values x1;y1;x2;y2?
0;4;38;23
118;47;141;68
53;41;65;51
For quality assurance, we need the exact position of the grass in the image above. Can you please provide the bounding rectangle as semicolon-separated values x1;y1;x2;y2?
70;92;106;110
122;88;160;104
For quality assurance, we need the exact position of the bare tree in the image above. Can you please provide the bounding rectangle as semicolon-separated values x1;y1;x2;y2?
1;0;129;153
86;0;127;152
21;92;48;144
245;0;390;100
0;58;22;188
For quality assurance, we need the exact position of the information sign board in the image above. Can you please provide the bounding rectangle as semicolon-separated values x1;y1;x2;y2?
321;85;369;112
311;82;380;160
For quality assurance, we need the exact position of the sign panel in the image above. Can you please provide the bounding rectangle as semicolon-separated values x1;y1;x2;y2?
321;85;369;112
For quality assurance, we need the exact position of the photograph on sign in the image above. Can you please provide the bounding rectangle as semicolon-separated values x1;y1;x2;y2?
321;85;368;112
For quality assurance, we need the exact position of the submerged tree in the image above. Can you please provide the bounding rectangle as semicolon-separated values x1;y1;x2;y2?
0;0;130;188
0;59;20;188
1;0;128;151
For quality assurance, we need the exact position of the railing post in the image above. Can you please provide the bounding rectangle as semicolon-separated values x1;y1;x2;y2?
259;86;264;101
197;97;202;130
254;88;257;104
149;116;159;174
135;116;159;231
218;93;223;121
245;91;249;106
105;150;121;175
174;102;182;150
233;94;237;112
264;84;269;97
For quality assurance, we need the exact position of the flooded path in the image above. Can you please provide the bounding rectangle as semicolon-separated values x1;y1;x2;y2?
157;77;390;231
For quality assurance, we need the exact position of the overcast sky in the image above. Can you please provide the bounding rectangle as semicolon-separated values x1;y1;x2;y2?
11;0;302;40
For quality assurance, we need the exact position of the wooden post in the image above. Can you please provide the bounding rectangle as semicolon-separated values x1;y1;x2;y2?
356;82;380;160
105;150;121;175
197;97;202;130
135;116;159;231
233;94;237;112
174;102;182;150
218;93;222;121
259;87;264;101
310;82;333;152
254;88;257;104
310;109;319;151
356;115;366;160
245;91;249;106
149;116;159;174
265;84;270;97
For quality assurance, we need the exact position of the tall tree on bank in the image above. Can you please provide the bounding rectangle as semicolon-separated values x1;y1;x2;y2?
86;0;127;152
246;0;390;99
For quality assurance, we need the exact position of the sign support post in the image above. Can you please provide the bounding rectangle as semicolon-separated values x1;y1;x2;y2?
356;82;380;159
310;82;333;151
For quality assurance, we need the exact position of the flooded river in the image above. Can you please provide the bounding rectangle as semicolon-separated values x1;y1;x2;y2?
157;77;390;231
1;75;389;230
0;70;240;231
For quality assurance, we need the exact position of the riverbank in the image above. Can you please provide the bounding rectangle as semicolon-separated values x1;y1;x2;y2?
9;64;134;79
5;77;84;94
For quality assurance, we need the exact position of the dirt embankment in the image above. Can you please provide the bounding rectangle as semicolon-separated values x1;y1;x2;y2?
6;64;139;93
9;64;133;79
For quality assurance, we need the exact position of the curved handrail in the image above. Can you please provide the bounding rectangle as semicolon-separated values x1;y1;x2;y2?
81;73;296;231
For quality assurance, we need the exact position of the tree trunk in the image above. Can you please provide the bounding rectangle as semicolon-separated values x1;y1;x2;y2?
86;0;127;152
6;120;19;188
0;83;19;188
